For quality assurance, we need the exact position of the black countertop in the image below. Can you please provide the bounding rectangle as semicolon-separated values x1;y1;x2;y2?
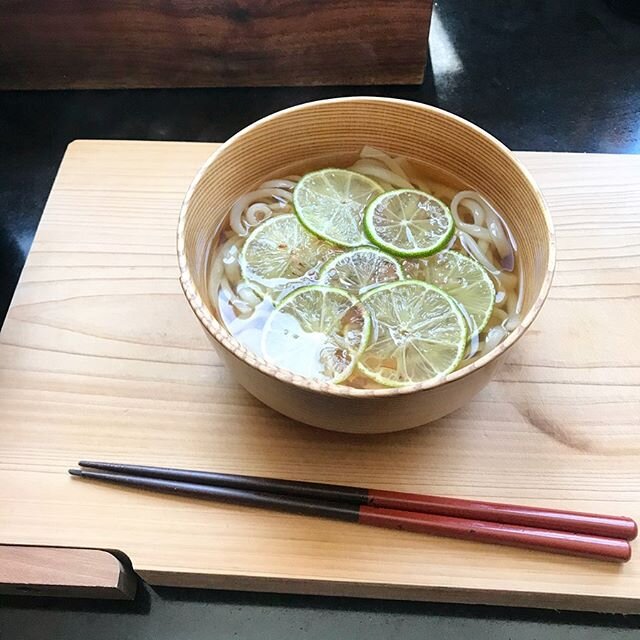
1;0;639;636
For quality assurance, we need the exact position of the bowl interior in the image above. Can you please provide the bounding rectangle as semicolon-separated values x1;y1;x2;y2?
178;97;554;395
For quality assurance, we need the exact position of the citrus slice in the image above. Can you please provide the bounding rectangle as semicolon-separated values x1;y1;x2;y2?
239;214;334;295
318;247;404;295
358;280;467;387
364;189;454;258
406;250;496;335
262;285;371;383
293;169;384;247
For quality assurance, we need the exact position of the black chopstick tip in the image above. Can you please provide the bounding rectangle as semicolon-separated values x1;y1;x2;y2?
68;468;83;477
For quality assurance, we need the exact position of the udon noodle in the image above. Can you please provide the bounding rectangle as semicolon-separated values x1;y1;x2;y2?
208;147;522;385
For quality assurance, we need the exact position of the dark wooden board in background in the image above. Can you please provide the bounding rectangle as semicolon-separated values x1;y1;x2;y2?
0;0;432;89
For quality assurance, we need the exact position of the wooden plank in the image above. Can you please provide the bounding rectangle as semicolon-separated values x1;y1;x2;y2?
0;0;432;89
0;546;136;599
0;140;638;612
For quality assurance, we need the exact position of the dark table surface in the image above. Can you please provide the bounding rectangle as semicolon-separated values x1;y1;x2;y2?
1;0;639;637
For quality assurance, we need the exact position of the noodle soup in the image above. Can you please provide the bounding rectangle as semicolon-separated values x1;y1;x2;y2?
207;147;522;389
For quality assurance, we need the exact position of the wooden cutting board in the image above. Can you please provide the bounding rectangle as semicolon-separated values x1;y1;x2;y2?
1;141;638;612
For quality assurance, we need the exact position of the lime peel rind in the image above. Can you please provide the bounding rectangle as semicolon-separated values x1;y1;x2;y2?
262;284;372;384
364;189;455;258
358;280;467;387
318;246;405;295
293;169;384;248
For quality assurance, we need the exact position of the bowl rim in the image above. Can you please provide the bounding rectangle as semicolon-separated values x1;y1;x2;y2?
177;96;556;398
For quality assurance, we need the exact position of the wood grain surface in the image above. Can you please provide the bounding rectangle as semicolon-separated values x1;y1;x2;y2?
0;546;136;599
0;0;431;89
0;141;638;611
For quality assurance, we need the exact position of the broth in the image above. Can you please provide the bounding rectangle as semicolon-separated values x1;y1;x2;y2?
206;148;522;388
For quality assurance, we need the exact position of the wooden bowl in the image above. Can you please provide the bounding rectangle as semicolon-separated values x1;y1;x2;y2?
177;97;555;433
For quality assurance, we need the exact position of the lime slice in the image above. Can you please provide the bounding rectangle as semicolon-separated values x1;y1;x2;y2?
293;169;384;247
406;250;495;335
358;280;467;387
318;247;404;295
262;285;371;383
364;189;454;258
239;214;334;295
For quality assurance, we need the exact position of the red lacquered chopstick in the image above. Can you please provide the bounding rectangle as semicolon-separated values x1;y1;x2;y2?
70;466;632;562
366;490;638;541
77;461;638;541
358;507;631;562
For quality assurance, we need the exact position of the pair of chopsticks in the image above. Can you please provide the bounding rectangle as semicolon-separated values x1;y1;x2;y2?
69;462;636;562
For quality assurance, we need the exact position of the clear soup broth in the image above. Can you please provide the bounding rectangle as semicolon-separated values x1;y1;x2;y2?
206;148;522;389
